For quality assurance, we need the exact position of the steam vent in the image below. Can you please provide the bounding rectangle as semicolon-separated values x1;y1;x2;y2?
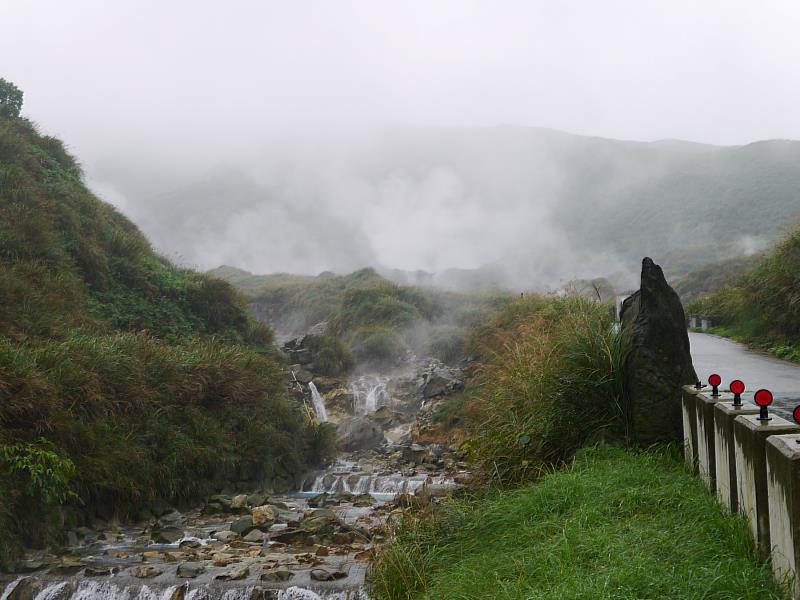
620;257;698;444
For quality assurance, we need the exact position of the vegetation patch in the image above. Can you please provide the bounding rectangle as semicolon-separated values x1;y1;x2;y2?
689;228;800;362
371;445;785;600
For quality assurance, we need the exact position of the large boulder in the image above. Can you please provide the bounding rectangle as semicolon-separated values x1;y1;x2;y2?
336;416;384;452
620;258;697;444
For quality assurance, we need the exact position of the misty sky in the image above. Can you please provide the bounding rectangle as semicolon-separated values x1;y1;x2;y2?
3;1;800;279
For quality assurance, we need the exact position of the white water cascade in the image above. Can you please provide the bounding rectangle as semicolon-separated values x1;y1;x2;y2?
0;579;370;600
308;382;328;422
349;376;390;415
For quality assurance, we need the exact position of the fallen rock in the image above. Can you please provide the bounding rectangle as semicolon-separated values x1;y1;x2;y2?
243;529;265;543
131;565;163;578
252;504;276;527
310;568;348;581
231;494;248;509
231;515;254;535
261;568;295;582
213;530;240;543
4;577;42;600
216;565;249;581
177;562;206;578
336;416;384;452
152;526;184;544
620;257;698;444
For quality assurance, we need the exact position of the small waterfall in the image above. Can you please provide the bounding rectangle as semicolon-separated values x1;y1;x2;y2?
308;381;328;422
350;376;390;415
0;580;370;600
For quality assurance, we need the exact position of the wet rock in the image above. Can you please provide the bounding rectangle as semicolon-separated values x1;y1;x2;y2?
84;566;118;576
248;492;269;507
293;369;313;384
336;416;384;452
131;564;163;578
4;576;42;600
216;565;249;581
177;562;206;578
8;560;46;573
179;538;202;549
261;567;295;582
421;368;462;398
213;529;240;543
159;510;183;525
310;568;348;581
252;504;276;527
231;494;248;509
152;526;184;544
231;515;254;535
314;544;329;556
620;257;698;444
243;529;265;543
168;583;188;600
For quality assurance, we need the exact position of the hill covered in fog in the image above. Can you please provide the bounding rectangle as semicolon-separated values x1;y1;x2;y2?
92;127;800;289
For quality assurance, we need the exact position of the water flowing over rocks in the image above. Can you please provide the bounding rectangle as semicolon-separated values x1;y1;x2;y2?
620;257;698;444
0;327;470;600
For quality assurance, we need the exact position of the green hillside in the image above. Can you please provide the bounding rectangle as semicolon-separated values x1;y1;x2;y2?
0;94;331;557
209;266;510;367
688;228;800;361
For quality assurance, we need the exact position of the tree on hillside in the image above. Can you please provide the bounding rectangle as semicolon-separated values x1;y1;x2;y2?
0;79;23;118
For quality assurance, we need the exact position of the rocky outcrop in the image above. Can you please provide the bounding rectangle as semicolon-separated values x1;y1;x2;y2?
620;257;697;444
336;417;385;451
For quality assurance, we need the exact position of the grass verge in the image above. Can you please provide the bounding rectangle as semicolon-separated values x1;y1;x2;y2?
371;445;785;600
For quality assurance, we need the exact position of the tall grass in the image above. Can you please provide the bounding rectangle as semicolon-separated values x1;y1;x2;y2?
0;332;334;557
370;445;786;600
463;295;625;486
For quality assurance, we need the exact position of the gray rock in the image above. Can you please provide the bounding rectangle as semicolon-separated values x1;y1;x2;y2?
4;577;42;600
230;515;254;535
177;562;206;578
293;369;313;384
310;568;348;581
261;568;295;582
620;257;698;444
336;416;384;452
213;529;239;542
131;565;163;578
216;565;249;581
243;529;265;542
152;526;184;544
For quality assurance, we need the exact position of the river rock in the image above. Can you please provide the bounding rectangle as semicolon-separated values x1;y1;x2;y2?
5;577;42;600
216;565;249;581
310;568;347;581
261;568;295;582
231;515;254;535
213;529;239;542
620;257;698;444
252;504;276;526
177;562;206;578
152;526;184;544
131;564;163;578
336;416;384;451
243;529;265;542
231;494;248;509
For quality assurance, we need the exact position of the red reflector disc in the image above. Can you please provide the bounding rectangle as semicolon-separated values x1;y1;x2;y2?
793;406;800;425
730;380;745;395
754;389;773;407
708;374;722;387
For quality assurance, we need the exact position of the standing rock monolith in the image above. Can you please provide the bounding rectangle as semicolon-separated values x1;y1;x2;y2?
620;257;697;444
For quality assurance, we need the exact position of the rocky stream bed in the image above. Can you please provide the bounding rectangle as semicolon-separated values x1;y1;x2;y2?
0;331;470;600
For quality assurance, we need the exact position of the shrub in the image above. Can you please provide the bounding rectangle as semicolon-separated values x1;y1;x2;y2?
350;326;406;368
305;334;355;376
463;296;625;486
423;325;466;364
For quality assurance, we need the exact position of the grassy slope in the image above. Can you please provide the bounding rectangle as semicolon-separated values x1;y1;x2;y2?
210;266;511;365
371;446;784;600
688;228;800;362
0;114;332;555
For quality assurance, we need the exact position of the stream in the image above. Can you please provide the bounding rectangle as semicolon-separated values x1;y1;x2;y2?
0;358;467;600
